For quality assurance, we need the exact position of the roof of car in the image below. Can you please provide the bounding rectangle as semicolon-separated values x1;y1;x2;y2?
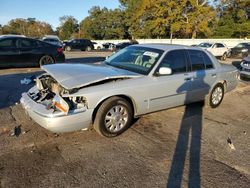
0;35;26;39
132;43;202;51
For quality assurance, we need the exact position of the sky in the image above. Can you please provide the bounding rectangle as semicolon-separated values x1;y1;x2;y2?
0;0;120;29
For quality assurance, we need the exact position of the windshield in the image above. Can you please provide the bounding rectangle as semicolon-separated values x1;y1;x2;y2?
105;46;163;75
198;43;213;48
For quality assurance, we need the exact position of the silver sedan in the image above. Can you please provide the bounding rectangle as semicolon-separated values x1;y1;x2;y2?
21;44;239;137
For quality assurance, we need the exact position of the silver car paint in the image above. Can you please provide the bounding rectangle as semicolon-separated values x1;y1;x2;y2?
41;63;140;90
21;44;238;133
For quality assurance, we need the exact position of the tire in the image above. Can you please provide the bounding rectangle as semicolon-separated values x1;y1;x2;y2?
65;46;71;51
86;46;92;51
97;46;101;50
221;53;227;61
93;97;133;137
39;55;54;66
209;83;224;108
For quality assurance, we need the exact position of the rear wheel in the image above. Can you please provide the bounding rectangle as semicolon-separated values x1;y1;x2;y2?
86;46;92;51
93;97;133;137
209;83;224;108
39;55;54;66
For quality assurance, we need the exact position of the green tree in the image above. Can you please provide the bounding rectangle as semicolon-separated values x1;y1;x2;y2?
120;0;215;39
80;6;128;39
1;18;53;37
57;16;79;40
213;0;250;38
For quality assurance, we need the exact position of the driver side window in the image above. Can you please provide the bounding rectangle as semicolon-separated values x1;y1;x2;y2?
159;50;187;74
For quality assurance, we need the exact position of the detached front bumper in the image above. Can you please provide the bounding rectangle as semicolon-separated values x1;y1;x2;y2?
20;93;93;133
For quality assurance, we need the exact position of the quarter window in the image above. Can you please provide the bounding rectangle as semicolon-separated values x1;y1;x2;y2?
159;50;187;74
203;52;214;69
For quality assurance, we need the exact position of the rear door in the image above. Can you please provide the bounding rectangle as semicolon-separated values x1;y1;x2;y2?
17;38;41;66
0;38;19;68
187;49;217;102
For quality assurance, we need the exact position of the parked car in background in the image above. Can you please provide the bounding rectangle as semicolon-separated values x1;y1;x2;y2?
21;44;238;137
42;35;62;46
92;42;104;50
240;57;250;79
103;42;115;51
197;42;230;60
63;39;94;51
115;40;139;51
229;43;250;58
0;36;65;68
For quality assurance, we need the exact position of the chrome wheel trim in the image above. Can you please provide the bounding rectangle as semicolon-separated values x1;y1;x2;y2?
212;87;223;105
66;46;71;51
40;56;53;65
104;105;128;133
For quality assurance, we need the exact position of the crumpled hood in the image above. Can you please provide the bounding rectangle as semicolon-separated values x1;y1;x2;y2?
41;63;141;90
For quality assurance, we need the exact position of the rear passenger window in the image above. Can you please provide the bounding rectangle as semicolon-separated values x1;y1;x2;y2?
188;50;205;71
160;50;187;74
18;39;37;48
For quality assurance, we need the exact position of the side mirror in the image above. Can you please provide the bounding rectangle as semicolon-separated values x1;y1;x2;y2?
158;67;172;75
105;56;110;60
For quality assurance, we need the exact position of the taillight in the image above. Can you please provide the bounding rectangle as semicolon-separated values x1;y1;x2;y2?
57;47;63;53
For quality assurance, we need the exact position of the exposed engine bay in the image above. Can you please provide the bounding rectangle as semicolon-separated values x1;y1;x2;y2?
28;74;87;114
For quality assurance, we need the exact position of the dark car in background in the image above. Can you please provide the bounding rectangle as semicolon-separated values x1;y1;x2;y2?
0;36;65;68
115;40;139;51
229;43;250;58
103;42;115;50
63;39;94;51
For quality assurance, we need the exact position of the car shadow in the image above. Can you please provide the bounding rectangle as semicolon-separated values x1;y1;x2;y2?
0;72;42;109
65;57;106;64
167;71;210;188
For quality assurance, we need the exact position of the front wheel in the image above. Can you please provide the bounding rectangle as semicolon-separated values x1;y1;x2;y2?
209;83;224;108
93;97;133;137
65;46;71;51
86;46;92;51
39;55;54;66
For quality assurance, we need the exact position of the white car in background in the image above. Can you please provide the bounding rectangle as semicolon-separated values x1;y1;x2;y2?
197;42;230;61
92;42;104;50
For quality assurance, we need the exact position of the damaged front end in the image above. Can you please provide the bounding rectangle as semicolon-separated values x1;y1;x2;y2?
20;74;94;133
30;74;87;115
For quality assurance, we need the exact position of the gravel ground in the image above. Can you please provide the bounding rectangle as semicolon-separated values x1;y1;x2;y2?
0;52;249;188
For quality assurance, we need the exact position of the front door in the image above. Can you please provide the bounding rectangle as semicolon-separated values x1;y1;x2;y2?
148;50;193;112
0;38;20;68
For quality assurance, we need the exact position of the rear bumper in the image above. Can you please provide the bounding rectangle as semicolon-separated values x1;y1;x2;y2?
20;93;93;133
55;53;65;63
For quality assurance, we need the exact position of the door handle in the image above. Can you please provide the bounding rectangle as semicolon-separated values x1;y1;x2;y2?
211;73;217;77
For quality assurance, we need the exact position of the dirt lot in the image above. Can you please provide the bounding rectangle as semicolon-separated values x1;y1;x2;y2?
0;52;249;188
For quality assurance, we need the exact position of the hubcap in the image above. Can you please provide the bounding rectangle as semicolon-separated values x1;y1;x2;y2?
212;87;223;105
104;105;128;133
41;56;53;65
